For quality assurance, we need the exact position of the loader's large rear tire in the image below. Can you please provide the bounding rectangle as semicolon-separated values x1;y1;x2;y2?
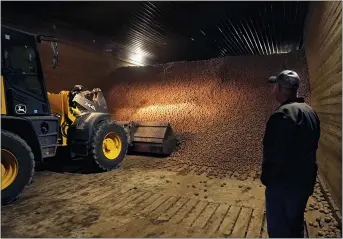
1;130;35;205
89;119;128;171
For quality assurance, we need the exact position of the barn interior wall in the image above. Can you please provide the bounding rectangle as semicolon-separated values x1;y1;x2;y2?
39;42;130;93
304;1;342;210
2;17;132;93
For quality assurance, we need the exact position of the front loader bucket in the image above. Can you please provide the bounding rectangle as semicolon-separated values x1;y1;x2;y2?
117;121;177;155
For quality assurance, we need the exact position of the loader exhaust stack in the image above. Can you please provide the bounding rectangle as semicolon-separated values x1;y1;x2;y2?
117;121;177;155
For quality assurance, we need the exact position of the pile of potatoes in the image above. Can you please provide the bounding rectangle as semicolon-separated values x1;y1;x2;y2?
105;51;310;175
307;182;342;238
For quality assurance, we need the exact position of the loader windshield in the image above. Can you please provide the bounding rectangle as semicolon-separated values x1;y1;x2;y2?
1;27;46;100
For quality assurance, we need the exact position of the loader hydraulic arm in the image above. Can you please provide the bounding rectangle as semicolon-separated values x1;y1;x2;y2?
68;86;108;114
48;86;109;145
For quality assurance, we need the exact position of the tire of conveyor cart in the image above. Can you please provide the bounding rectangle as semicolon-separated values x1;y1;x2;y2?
88;119;128;171
1;130;35;205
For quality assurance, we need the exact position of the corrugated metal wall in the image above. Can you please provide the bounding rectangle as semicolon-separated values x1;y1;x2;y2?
2;2;309;64
304;1;342;210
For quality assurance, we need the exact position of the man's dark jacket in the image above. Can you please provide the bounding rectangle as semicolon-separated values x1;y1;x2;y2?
260;98;321;195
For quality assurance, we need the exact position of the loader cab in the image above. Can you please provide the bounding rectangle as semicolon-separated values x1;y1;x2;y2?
1;27;61;205
1;26;51;116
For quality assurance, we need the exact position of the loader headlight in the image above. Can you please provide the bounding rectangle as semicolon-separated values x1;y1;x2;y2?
41;122;49;134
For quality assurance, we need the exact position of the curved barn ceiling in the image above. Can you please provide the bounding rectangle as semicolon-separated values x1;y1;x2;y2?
2;1;309;65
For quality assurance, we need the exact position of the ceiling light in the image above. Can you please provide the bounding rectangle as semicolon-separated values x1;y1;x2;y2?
130;52;145;66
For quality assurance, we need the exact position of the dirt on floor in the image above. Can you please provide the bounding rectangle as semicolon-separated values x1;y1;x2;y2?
1;156;342;238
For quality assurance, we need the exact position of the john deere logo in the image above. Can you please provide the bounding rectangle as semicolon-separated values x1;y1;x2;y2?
15;104;27;114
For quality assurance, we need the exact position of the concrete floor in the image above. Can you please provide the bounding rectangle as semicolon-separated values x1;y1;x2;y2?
1;156;341;238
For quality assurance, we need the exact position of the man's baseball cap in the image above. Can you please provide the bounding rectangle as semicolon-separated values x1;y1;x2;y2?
268;70;300;89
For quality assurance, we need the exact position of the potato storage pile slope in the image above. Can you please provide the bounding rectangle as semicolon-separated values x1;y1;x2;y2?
104;51;310;174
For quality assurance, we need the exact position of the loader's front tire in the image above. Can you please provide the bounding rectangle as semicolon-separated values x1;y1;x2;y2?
1;130;35;205
89;119;128;171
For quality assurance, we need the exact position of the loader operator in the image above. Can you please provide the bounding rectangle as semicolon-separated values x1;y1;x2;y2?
260;70;320;238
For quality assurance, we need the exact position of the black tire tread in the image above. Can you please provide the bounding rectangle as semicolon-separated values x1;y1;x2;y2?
88;119;127;171
1;130;35;205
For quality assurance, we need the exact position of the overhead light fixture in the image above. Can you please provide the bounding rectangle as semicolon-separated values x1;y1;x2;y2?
128;47;147;66
131;53;143;63
130;52;145;66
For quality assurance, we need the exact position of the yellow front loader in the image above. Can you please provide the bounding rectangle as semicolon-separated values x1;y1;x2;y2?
48;85;177;170
1;25;177;205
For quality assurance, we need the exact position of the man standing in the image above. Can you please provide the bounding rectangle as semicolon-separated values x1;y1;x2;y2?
261;70;321;238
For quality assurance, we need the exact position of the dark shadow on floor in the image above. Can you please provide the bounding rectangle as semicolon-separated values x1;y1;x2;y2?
36;149;103;174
